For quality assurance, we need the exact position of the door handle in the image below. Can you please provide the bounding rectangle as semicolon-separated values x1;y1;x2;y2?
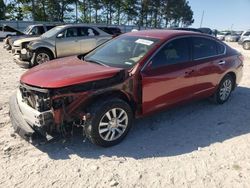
185;69;195;75
218;60;226;65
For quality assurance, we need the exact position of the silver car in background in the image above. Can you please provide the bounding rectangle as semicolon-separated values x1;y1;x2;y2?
16;24;112;67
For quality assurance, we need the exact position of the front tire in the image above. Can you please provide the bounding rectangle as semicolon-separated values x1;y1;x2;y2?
212;74;234;104
31;49;53;66
85;98;133;147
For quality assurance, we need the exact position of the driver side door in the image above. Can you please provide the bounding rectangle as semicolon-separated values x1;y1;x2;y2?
56;27;81;57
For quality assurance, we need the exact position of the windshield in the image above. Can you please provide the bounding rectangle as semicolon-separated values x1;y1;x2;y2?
23;25;33;35
84;36;160;68
41;26;64;38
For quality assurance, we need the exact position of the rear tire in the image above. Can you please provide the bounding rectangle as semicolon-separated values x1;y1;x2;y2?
85;98;133;147
243;41;250;50
212;74;234;104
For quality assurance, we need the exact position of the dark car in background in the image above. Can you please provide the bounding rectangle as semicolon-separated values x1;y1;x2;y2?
9;30;243;147
198;27;214;35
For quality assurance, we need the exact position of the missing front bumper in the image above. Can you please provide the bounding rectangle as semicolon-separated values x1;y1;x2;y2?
9;92;54;141
9;94;35;141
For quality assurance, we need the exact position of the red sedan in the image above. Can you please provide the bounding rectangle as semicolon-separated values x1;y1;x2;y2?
9;30;243;147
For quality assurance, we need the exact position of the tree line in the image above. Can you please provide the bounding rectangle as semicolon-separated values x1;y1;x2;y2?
0;0;194;28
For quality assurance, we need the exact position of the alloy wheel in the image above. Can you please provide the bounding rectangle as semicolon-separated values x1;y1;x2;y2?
244;42;250;50
219;79;232;101
36;53;50;64
98;108;128;141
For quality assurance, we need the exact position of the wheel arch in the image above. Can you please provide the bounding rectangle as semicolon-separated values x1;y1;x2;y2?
225;71;237;90
35;47;55;59
87;90;136;115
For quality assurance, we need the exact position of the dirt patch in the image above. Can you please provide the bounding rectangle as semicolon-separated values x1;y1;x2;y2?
0;42;250;187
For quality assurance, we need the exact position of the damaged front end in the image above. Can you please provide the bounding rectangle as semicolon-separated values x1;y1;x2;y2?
9;69;131;142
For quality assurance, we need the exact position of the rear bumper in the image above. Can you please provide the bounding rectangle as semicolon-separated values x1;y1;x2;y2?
9;91;54;141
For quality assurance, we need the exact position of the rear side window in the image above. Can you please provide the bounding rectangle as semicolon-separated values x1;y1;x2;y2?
192;37;217;59
37;26;45;34
78;27;99;36
152;38;190;68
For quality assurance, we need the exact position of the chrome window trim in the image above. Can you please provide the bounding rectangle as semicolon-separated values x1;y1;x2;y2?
141;35;191;71
141;34;227;72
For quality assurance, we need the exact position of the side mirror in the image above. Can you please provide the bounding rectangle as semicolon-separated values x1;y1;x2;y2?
57;33;64;38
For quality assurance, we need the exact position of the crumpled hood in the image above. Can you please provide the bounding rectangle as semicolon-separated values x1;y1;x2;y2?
21;56;123;88
13;36;40;46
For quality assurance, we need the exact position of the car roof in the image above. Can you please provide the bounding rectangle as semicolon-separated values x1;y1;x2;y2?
61;24;100;28
125;29;209;40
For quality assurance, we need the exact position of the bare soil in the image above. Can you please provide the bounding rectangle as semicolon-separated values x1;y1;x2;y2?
0;42;250;188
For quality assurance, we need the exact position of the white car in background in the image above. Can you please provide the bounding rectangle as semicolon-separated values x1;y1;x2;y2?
216;31;230;41
0;30;16;39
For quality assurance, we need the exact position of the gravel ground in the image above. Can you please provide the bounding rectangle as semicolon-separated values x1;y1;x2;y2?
0;42;250;188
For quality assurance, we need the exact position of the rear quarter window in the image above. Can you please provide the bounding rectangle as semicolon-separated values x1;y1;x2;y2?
217;42;226;55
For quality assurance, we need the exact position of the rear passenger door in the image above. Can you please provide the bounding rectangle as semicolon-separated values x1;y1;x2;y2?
191;37;227;97
78;27;98;53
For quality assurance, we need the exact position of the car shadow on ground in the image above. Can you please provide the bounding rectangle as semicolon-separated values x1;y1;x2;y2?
36;86;250;160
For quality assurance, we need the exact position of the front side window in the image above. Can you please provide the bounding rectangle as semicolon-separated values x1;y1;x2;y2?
31;26;45;35
31;27;38;35
151;38;190;68
84;36;160;68
65;27;78;38
192;37;217;59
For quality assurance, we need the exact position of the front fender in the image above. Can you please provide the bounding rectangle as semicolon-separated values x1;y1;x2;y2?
28;41;56;58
